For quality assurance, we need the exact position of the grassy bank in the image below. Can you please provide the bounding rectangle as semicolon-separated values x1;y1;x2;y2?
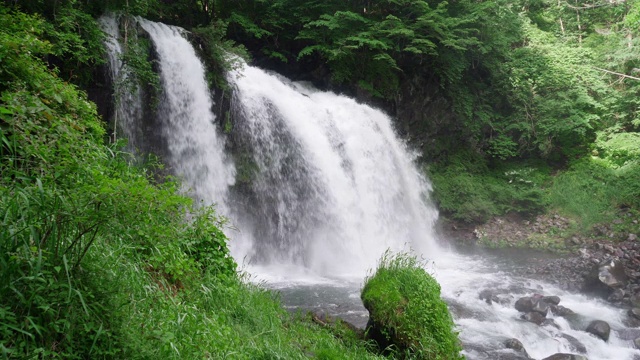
428;149;640;249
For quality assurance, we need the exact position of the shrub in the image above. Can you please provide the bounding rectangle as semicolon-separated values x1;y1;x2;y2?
361;252;463;359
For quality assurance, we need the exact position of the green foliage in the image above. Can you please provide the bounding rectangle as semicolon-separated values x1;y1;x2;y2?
428;154;549;223
548;157;640;230
361;252;463;359
3;0;106;85
595;131;640;166
192;20;249;90
118;31;161;102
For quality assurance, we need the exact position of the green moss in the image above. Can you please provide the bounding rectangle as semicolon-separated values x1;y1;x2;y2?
361;253;463;359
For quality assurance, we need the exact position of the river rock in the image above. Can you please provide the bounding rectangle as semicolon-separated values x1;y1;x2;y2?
522;311;546;325
608;288;625;302
584;258;628;297
504;338;529;358
629;308;640;320
550;305;576;317
617;328;640;340
532;298;550;315
586;320;611;341
515;296;535;312
543;295;561;305
559;333;587;354
597;259;628;288
542;354;588;360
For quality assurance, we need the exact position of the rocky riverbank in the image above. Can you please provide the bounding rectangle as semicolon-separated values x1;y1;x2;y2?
441;212;640;308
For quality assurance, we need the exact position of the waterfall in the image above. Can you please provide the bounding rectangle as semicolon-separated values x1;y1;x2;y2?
227;66;439;276
99;14;145;150
102;16;640;359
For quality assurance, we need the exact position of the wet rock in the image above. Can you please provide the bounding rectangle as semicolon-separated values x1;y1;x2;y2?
515;297;535;313
532;298;550;315
635;338;640;349
608;288;625;302
559;333;587;354
585;320;611;341
542;354;588;360
543;296;561;305
550;305;576;317
584;258;628;297
616;328;640;340
629;308;640;320
522;311;546;325
504;338;529;358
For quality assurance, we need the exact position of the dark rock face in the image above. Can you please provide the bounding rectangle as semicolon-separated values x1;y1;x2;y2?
542;354;588;360
585;320;611;341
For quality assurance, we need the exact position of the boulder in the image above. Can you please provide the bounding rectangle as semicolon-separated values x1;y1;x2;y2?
597;259;628;288
515;297;535;313
542;354;588;360
584;259;628;297
586;320;611;341
532;299;550;315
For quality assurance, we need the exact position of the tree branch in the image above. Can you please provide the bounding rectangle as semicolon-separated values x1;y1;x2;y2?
594;67;640;81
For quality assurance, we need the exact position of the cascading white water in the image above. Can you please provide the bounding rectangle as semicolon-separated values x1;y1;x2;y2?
227;66;439;276
137;19;235;209
102;17;640;360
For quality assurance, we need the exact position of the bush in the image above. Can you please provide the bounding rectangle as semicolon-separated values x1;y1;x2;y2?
361;252;463;359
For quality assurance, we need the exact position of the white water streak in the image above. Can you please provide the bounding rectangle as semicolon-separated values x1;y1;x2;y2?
139;19;234;211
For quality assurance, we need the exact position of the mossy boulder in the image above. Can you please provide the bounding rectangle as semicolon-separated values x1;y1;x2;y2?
361;253;463;359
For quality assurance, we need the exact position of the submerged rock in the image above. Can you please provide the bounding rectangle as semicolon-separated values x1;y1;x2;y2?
558;333;587;354
542;354;588;360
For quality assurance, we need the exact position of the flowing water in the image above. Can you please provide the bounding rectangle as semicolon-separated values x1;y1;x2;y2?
102;16;640;359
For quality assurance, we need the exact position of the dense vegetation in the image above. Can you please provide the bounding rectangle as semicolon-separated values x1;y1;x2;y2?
362;253;463;359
